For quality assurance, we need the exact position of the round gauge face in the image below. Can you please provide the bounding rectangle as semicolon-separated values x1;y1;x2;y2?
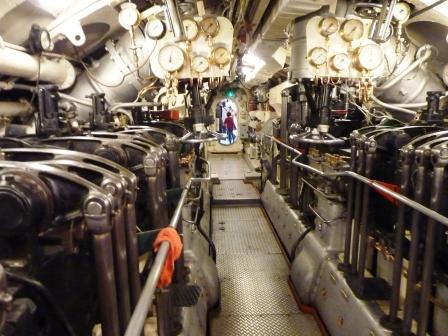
118;4;140;29
200;16;220;37
330;53;351;71
308;47;328;66
158;45;185;72
145;19;166;40
355;44;384;71
340;19;364;42
39;29;53;51
319;16;339;37
192;55;209;73
183;18;199;41
393;2;411;22
212;47;230;66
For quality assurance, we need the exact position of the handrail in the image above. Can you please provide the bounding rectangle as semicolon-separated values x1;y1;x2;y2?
290;155;448;227
265;135;303;156
264;134;448;227
124;160;212;336
180;131;226;144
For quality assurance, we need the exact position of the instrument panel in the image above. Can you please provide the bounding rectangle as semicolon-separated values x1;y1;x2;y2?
306;15;386;79
149;16;234;80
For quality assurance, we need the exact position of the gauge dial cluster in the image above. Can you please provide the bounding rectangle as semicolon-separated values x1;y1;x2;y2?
305;15;386;79
149;16;233;79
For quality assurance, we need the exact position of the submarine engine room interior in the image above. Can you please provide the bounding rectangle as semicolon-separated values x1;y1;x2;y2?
2;0;448;335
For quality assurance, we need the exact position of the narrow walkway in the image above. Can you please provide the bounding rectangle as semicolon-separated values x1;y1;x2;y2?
209;154;320;336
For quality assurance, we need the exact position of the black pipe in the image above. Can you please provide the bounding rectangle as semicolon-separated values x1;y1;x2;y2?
340;137;357;270
6;271;77;336
197;219;217;263
350;141;365;274
279;90;290;191
197;192;217;263
289;163;299;208
209;186;215;261
320;83;331;126
357;150;374;279
386;150;413;324
290;225;315;260
417;164;445;335
402;156;430;335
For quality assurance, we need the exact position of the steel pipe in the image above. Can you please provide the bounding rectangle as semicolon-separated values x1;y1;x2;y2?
92;233;120;336
125;203;141;308
111;209;132;332
125;161;211;336
417;164;444;336
0;43;75;89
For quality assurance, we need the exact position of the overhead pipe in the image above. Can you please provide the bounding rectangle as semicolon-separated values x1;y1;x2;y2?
0;38;75;89
0;100;33;118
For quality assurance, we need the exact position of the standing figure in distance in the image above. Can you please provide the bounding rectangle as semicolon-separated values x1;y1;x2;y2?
224;112;237;144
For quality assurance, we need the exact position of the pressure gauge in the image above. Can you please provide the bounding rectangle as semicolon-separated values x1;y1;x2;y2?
319;16;339;37
40;29;53;51
145;18;166;40
393;2;411;22
158;45;185;72
183;18;199;41
308;47;328;67
354;44;384;71
340;19;364;42
200;16;220;37
118;3;140;29
192;55;209;73
212;47;230;66
28;24;53;53
330;53;351;72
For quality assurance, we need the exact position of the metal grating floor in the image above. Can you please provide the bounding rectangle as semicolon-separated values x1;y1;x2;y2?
213;180;260;204
209;154;251;180
209;155;321;336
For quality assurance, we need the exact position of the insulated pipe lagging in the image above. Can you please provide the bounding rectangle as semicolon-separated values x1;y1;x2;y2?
0;100;33;118
0;44;76;89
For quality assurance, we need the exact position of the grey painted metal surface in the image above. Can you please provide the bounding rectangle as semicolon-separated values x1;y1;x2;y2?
262;180;393;336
